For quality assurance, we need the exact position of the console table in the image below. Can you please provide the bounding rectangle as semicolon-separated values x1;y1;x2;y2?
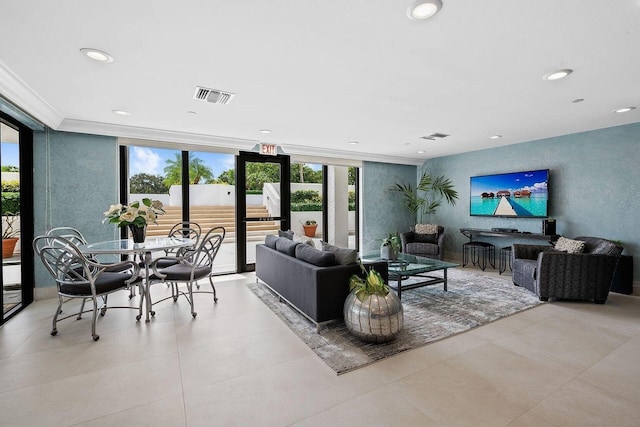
459;228;559;274
459;228;558;242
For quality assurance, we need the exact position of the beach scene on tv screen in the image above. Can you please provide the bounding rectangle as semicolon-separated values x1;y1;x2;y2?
470;170;548;217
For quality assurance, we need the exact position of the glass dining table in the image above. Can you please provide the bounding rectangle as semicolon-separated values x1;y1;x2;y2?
79;237;195;322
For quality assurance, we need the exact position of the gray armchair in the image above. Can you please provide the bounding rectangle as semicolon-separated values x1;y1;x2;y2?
512;236;623;304
400;225;445;261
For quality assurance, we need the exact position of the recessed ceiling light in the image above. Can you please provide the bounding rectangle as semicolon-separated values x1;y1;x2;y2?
259;129;271;134
543;69;573;81
408;0;442;20
417;150;425;154
348;141;359;145
490;135;502;139
614;106;636;113
80;48;114;63
112;110;131;116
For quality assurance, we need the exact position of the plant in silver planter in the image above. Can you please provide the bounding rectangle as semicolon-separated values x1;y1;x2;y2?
344;262;403;343
380;233;401;261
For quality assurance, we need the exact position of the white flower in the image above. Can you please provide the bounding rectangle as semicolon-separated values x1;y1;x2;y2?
120;208;138;223
151;200;164;210
104;204;122;215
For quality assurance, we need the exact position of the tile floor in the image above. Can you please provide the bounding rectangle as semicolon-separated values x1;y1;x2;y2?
0;269;639;426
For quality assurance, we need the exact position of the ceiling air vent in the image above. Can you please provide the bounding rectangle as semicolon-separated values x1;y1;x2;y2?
421;133;450;141
193;86;235;105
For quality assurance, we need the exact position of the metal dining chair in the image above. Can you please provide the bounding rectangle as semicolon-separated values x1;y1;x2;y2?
46;226;139;297
154;221;202;270
33;235;140;341
148;226;225;318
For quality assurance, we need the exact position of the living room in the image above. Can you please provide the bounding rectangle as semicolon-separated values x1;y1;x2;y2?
1;1;640;425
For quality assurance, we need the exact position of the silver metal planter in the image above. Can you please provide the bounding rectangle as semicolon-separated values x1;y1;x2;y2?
343;290;404;343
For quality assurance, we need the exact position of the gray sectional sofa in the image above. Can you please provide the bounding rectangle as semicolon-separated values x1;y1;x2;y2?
255;235;388;331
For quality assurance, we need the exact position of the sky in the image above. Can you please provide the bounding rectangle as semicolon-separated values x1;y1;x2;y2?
1;142;19;167
129;146;235;178
470;169;549;195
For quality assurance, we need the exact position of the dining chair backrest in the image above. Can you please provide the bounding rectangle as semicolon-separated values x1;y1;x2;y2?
190;226;225;268
168;222;202;245
46;226;88;246
34;235;89;285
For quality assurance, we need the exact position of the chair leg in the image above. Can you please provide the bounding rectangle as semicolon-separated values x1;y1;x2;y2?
91;297;100;341
51;296;63;336
209;275;218;303
78;298;86;319
100;295;108;316
187;281;197;318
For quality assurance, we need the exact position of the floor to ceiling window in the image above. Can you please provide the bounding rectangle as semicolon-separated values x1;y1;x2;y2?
1;121;21;317
123;143;237;273
188;150;236;273
0;112;34;324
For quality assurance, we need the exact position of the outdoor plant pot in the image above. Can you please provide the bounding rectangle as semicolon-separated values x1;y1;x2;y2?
2;238;19;258
302;224;317;237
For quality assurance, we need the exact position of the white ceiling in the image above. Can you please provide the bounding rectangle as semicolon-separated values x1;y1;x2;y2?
1;0;639;165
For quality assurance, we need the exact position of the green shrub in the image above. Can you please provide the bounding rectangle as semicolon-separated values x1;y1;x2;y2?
246;190;263;195
1;180;20;192
291;202;322;212
291;190;321;204
1;192;20;215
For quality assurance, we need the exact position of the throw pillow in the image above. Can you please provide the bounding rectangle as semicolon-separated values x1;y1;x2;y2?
295;244;337;267
278;229;295;240
320;241;358;265
293;232;315;247
264;234;279;249
415;223;439;235
554;237;585;254
275;237;299;256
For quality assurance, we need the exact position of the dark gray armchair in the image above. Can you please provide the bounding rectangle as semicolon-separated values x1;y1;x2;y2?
512;236;623;304
400;225;445;261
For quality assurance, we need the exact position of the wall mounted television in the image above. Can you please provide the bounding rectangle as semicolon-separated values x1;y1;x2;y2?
470;169;549;217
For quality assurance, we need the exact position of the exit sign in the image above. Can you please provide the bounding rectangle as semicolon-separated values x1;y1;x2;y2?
260;143;278;156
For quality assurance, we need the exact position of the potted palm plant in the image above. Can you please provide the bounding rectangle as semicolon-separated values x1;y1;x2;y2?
344;261;403;343
2;214;20;258
390;172;459;220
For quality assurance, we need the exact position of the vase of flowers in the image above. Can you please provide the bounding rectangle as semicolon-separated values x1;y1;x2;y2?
103;198;165;243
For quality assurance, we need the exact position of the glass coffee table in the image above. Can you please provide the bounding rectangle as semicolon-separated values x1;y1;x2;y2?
361;252;459;299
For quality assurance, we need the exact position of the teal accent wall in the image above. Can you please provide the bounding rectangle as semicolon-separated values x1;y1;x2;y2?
422;122;640;281
33;130;119;289
362;161;416;252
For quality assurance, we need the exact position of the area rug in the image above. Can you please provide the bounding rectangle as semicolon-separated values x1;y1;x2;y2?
247;268;543;375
